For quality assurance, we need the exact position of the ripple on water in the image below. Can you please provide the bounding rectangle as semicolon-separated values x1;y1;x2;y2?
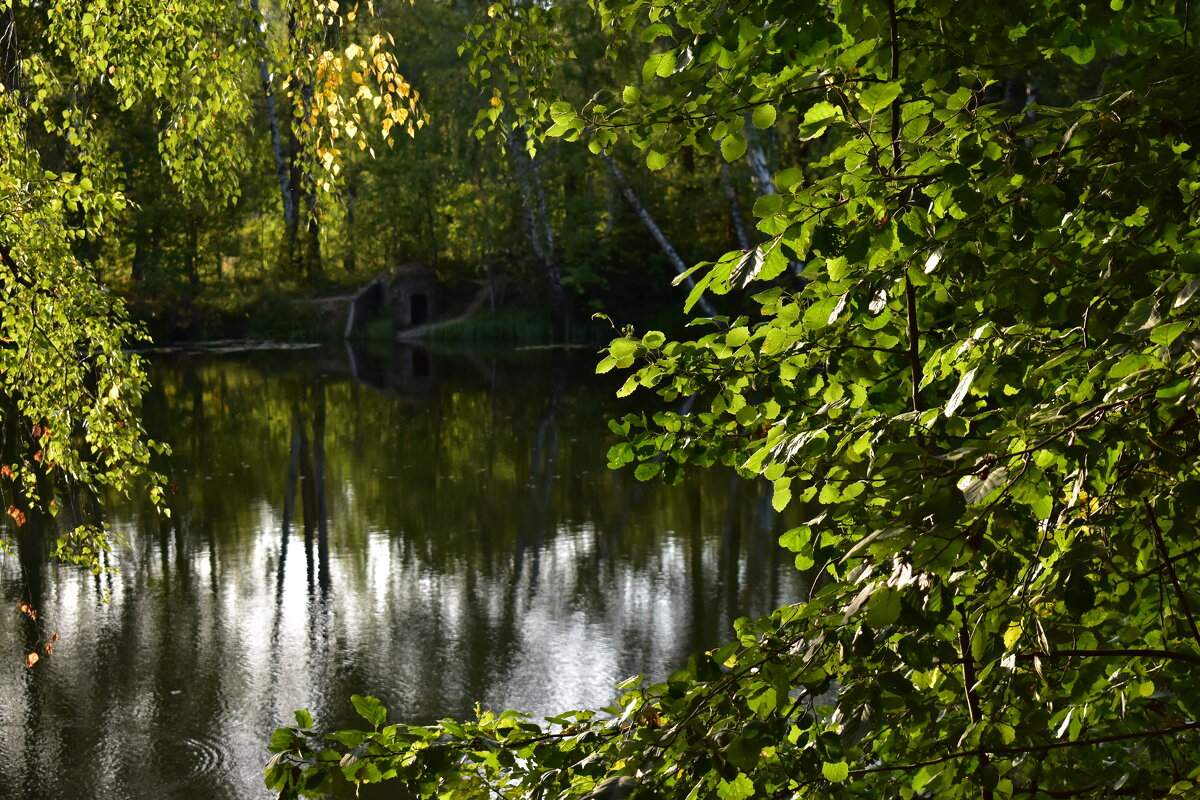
176;733;231;781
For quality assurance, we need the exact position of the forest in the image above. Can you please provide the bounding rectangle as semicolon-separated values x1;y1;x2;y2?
3;0;1200;798
6;0;762;346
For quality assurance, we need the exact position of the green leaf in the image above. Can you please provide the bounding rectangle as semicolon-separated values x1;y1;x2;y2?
774;166;804;189
753;194;784;217
717;772;756;800
642;331;666;348
798;101;843;140
294;709;313;729
635;462;662;480
746;684;778;718
752;103;777;129
721;132;747;162
269;727;298;751
610;337;639;361
859;81;902;114
866;587;902;627
351;695;387;729
822;761;850;783
826;256;849;282
772;476;792;511
655;50;677;77
1108;353;1163;379
646;150;669;171
1150;321;1188;346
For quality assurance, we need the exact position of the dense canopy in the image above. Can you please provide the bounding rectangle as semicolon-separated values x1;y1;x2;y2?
3;0;1200;798
265;0;1200;798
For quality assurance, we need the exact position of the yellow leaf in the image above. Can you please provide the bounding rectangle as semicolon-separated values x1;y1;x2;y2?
1003;621;1022;649
345;42;363;60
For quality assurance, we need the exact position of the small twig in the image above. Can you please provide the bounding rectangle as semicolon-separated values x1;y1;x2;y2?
1018;648;1200;667
1145;502;1200;651
848;721;1200;776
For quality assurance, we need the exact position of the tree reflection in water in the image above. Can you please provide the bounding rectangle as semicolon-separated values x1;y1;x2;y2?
0;344;809;800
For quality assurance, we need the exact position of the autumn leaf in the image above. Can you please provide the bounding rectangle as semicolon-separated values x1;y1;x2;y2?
6;506;26;526
24;652;39;668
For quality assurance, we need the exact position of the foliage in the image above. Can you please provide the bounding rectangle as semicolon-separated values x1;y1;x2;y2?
0;0;419;569
266;0;1200;799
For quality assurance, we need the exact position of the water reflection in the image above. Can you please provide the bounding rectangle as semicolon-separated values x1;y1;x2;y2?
0;344;806;799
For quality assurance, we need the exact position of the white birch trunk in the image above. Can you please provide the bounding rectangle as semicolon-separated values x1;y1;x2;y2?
603;155;718;317
249;0;297;231
720;163;753;250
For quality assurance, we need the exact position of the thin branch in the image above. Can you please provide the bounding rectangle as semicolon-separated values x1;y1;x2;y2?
0;239;35;289
850;722;1200;776
1019;648;1200;667
904;278;923;413
1145;502;1200;651
1131;542;1200;581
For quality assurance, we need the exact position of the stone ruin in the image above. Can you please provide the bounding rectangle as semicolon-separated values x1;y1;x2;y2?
344;262;437;338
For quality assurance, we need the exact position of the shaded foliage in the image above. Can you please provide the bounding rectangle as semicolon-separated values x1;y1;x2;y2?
267;1;1200;799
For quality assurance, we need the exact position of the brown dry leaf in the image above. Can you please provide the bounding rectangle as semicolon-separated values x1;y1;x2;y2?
6;506;26;526
0;465;11;479
33;451;43;463
18;603;31;616
50;633;59;642
24;652;39;668
44;643;53;655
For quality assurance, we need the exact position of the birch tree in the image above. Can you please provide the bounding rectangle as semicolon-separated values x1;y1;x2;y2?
269;2;1200;799
1;0;421;576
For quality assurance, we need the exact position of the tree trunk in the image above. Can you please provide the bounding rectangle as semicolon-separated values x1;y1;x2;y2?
185;215;200;295
249;0;298;233
720;163;753;250
343;171;358;274
507;127;569;331
603;155;718;317
745;125;777;197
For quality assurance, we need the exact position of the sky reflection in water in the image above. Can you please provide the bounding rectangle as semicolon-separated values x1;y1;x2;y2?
0;345;805;799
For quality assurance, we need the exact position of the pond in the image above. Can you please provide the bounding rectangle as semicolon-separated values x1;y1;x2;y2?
0;344;806;799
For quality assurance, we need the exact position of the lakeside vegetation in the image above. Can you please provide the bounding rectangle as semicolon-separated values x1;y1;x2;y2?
3;0;1200;799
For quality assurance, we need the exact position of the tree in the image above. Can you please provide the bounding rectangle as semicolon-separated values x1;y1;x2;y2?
266;0;1200;798
1;0;418;575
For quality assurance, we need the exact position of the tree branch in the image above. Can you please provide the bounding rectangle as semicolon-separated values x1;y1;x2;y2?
1018;648;1200;667
0;239;35;289
850;722;1200;776
1144;502;1200;652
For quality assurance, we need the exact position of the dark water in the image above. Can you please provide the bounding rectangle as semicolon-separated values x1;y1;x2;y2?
0;344;805;799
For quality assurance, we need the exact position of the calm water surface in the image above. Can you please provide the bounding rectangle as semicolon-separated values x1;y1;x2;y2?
0;345;805;799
